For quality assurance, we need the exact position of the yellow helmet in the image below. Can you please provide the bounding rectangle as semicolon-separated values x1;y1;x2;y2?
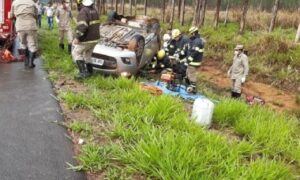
189;26;198;34
157;50;166;60
172;29;181;39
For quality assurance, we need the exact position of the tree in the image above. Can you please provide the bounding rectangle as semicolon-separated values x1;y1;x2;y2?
169;0;176;28
180;0;185;25
144;0;148;16
214;0;222;29
129;0;133;15
239;0;250;34
121;0;125;14
224;1;230;26
269;0;280;32
134;0;137;16
192;0;201;26
199;0;207;26
161;0;166;22
177;0;182;20
115;0;119;13
295;23;300;43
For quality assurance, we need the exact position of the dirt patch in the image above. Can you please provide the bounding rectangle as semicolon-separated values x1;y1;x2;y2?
53;76;88;93
200;59;300;111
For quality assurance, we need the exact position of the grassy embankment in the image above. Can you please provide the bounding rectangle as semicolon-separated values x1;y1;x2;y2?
39;16;300;179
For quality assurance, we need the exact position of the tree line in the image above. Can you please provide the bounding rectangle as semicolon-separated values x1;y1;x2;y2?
48;0;300;40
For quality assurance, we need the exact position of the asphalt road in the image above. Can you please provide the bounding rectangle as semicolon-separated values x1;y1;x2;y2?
0;60;85;180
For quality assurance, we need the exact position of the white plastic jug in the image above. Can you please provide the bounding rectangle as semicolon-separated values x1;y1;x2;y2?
191;97;215;127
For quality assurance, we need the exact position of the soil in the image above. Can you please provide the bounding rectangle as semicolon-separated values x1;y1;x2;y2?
200;59;300;111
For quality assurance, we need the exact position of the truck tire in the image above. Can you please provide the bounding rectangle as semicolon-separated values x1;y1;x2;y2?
128;35;145;62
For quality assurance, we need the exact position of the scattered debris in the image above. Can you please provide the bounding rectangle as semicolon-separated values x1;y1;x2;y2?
246;95;265;105
78;138;85;145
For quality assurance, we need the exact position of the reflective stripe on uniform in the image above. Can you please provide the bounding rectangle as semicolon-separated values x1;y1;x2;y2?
90;20;101;25
195;47;204;53
80;40;99;44
190;62;201;66
188;56;194;61
77;21;88;26
180;50;185;55
76;30;84;36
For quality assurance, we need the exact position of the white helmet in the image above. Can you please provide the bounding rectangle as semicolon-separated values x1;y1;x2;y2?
163;33;171;42
82;0;94;6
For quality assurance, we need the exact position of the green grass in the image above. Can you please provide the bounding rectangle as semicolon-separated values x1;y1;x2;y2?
39;18;300;179
68;121;93;137
214;99;300;164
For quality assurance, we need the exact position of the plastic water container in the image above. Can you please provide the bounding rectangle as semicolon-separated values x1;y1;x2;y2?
191;97;215;127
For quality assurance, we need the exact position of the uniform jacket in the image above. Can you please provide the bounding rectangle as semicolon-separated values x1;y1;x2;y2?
166;35;190;58
75;6;100;43
229;53;249;80
187;34;204;67
56;5;72;31
11;0;38;32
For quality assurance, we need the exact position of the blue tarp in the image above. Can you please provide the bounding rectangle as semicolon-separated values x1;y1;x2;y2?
144;81;206;101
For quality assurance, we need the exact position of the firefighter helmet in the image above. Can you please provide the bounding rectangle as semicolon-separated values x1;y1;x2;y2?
76;0;83;4
189;26;198;34
82;0;94;6
171;29;181;39
163;33;171;42
157;50;166;60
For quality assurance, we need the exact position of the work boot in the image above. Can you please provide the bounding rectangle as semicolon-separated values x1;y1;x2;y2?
86;63;93;74
68;44;72;54
59;43;64;50
187;83;197;94
28;51;37;68
231;92;241;99
75;60;90;79
184;77;190;86
18;49;28;66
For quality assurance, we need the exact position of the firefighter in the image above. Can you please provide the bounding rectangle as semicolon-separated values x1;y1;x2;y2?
227;45;249;98
11;0;39;68
149;49;171;72
171;29;190;59
184;26;204;93
169;29;190;80
72;0;100;79
56;0;73;54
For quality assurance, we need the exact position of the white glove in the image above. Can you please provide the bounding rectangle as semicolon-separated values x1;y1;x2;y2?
72;38;79;45
227;70;231;77
241;76;246;83
55;16;59;23
179;58;187;63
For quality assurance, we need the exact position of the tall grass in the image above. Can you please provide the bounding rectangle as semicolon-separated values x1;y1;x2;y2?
214;99;300;165
39;17;299;178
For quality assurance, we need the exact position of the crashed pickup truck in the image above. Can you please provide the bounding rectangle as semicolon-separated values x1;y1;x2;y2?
89;11;161;77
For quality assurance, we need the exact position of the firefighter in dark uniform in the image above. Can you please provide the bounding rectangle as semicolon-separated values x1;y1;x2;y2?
168;29;190;77
72;0;100;79
185;27;204;93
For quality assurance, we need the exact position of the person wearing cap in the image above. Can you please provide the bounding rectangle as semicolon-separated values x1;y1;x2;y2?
227;45;249;98
11;0;39;68
183;26;205;93
72;0;100;79
56;0;73;54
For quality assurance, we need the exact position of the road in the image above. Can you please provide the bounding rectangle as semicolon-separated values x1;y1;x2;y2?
0;60;85;180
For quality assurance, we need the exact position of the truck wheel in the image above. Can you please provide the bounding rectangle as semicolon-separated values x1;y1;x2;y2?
128;35;145;62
